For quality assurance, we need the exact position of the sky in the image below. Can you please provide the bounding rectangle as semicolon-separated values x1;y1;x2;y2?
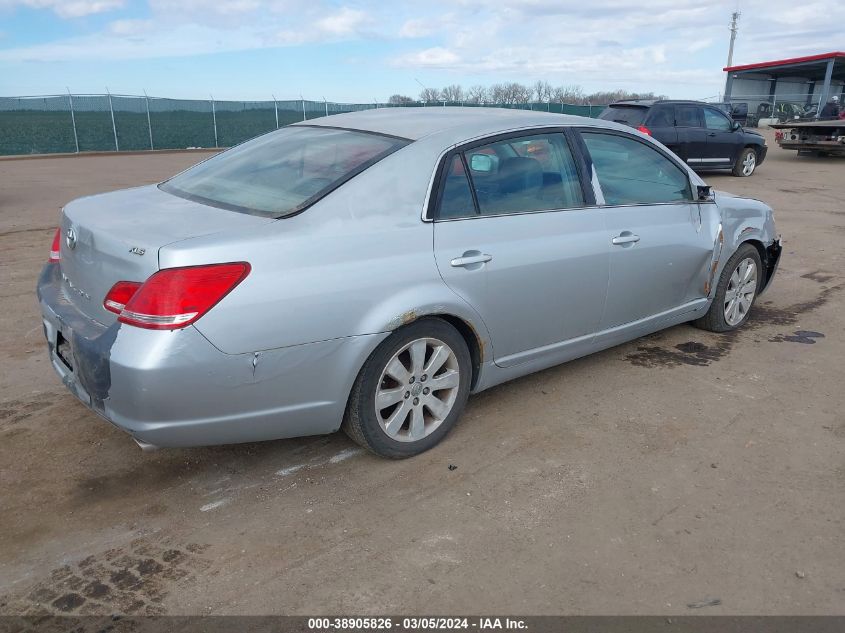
0;0;842;102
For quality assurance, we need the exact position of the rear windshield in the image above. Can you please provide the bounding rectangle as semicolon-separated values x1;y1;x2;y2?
598;106;647;126
160;126;409;217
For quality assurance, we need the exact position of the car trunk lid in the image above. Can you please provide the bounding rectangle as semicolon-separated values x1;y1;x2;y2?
58;184;273;324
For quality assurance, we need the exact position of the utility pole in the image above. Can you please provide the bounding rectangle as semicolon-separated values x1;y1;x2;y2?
723;11;740;103
726;11;740;68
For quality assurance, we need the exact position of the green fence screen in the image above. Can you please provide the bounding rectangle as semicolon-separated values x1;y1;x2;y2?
0;94;607;156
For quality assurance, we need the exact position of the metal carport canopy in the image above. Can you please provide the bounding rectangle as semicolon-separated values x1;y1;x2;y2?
723;52;845;114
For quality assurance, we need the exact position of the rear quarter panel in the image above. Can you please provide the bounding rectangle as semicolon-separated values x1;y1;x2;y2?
159;136;492;357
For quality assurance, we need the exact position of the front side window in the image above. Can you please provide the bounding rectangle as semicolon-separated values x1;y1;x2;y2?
436;132;584;219
703;108;732;131
161;126;408;217
581;132;693;205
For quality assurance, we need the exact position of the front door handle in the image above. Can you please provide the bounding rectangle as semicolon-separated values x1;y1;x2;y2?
611;232;640;246
451;253;493;267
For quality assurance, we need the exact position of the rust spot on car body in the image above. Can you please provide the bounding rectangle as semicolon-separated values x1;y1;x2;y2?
386;309;486;365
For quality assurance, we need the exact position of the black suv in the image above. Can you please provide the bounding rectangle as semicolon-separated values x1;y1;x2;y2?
598;100;767;177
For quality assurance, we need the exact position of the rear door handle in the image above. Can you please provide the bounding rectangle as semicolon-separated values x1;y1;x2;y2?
451;253;493;267
611;233;640;246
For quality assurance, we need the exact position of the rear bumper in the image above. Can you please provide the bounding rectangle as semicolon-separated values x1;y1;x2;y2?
37;264;384;448
777;141;845;155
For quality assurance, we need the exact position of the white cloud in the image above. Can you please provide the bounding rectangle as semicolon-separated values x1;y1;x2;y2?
399;18;433;38
398;15;455;38
1;0;124;18
108;18;154;36
393;46;460;68
686;38;713;54
315;7;369;35
2;0;844;100
148;0;263;14
0;23;270;62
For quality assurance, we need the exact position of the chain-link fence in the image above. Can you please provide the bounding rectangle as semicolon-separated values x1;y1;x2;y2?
0;94;606;156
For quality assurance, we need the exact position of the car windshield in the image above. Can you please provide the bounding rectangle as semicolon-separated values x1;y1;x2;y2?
160;126;409;217
598;106;647;126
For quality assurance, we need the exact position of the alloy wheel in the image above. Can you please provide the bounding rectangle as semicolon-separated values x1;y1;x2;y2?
724;257;758;326
375;337;460;442
742;151;756;176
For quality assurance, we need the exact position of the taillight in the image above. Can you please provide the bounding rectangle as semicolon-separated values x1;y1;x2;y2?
636;125;652;136
49;228;61;262
103;281;142;314
117;262;250;330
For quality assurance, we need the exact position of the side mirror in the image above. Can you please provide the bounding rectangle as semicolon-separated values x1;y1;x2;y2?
469;154;494;173
697;185;714;201
732;121;742;131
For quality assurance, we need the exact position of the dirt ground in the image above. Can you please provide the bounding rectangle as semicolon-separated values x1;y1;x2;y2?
1;132;843;616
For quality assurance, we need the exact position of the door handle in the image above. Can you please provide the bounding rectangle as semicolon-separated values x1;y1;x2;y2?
707;132;717;137
451;253;493;267
611;233;640;246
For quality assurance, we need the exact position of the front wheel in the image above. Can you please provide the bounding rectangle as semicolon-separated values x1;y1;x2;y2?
693;243;762;332
732;147;757;177
342;318;471;458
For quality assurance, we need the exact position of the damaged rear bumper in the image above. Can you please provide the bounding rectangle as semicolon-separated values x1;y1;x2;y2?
37;264;384;448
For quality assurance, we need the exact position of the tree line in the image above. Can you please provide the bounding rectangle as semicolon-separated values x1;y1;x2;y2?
389;81;666;106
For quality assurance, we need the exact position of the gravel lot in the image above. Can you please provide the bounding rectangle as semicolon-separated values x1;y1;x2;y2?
1;132;843;616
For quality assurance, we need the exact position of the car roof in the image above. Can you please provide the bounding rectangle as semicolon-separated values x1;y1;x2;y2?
610;99;714;108
295;107;607;142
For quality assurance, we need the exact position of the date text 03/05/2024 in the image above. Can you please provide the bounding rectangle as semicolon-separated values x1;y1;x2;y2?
307;617;528;630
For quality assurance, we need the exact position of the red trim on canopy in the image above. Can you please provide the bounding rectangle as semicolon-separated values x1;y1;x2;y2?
724;52;845;73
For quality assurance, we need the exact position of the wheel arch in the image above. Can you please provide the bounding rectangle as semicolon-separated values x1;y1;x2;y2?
429;314;484;390
372;311;486;391
746;143;764;158
349;285;493;399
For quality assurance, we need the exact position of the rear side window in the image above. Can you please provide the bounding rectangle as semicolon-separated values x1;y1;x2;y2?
581;132;693;205
598;106;647;126
675;105;702;128
439;156;476;219
435;132;584;219
161;126;408;217
645;106;673;128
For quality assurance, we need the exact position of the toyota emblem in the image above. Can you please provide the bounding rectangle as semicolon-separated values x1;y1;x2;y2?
65;227;77;250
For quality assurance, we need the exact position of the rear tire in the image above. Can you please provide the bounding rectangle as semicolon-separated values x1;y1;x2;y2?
693;243;762;333
342;318;471;458
732;147;757;177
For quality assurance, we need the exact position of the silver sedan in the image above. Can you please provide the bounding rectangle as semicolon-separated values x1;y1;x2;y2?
37;108;781;458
